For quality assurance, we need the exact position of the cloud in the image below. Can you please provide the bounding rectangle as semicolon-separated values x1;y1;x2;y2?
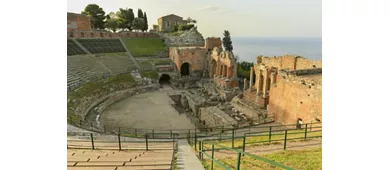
197;5;220;12
219;9;233;13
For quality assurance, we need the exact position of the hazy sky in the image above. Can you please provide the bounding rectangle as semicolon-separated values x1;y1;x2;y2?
67;0;321;38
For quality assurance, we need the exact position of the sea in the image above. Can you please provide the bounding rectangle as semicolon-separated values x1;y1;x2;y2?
231;37;322;63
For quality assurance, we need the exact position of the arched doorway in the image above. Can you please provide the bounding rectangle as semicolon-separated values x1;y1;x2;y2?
210;59;217;78
181;62;191;77
159;74;171;84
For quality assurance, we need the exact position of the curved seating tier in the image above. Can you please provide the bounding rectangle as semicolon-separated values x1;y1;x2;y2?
68;40;87;56
67;53;139;89
76;39;127;54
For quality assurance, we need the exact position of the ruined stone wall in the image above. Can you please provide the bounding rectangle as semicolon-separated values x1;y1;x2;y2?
67;12;92;32
169;47;208;74
73;84;160;119
267;70;322;125
204;37;222;51
161;27;204;47
230;96;267;123
295;57;322;69
199;106;237;128
68;31;160;39
256;55;322;71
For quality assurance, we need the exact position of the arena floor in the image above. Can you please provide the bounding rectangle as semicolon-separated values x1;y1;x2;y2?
100;85;195;131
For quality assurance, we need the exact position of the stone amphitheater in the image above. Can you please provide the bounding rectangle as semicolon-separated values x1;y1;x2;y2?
67;28;322;170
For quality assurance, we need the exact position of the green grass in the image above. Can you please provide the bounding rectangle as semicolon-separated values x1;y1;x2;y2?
140;71;159;80
122;38;167;57
202;147;322;170
152;60;171;65
167;32;182;36
67;74;137;120
173;152;178;170
139;61;153;70
68;74;136;100
203;129;322;149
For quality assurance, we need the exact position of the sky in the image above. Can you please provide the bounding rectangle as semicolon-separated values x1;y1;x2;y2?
67;0;321;38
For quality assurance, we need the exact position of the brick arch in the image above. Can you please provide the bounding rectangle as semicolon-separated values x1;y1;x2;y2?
180;62;191;77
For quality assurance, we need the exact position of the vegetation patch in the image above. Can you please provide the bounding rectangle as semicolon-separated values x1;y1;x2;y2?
139;61;153;70
94;52;128;57
152;60;171;65
141;71;159;80
122;38;167;57
202;129;322;149
67;74;137;120
202;147;322;170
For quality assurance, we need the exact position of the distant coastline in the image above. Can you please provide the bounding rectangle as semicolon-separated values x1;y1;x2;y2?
231;37;322;62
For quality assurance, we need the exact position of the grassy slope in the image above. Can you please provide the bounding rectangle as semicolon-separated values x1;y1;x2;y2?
122;38;167;57
203;147;322;170
203;129;322;149
141;71;159;80
67;74;136;121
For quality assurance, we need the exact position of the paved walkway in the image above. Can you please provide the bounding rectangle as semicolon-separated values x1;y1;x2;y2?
177;139;205;170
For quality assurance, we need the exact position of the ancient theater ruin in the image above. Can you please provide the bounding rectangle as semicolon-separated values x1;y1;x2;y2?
67;8;322;169
232;55;322;125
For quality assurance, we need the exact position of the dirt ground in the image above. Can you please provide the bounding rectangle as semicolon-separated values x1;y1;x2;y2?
100;85;195;131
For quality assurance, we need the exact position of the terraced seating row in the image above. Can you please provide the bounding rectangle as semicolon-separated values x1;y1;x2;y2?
76;39;126;54
68;40;87;56
67;149;173;170
97;55;136;75
67;54;138;89
67;55;109;88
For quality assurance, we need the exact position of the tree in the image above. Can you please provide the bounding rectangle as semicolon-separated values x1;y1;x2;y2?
152;25;159;31
81;4;106;29
142;12;148;32
137;9;143;18
186;17;197;24
237;61;254;79
107;12;117;19
222;30;233;52
132;18;145;32
105;18;119;32
117;8;135;31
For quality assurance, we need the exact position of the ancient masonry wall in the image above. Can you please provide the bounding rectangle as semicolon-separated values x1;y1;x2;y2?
199;106;237;128
68;31;161;39
230;96;267;122
67;13;92;32
169;47;208;74
74;84;159;119
256;55;322;70
204;37;222;51
267;69;322;125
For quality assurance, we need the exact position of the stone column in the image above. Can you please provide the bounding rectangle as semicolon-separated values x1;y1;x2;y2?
263;69;269;98
216;63;220;76
243;78;247;90
222;65;226;77
256;70;262;95
227;67;232;78
249;67;253;90
270;72;276;84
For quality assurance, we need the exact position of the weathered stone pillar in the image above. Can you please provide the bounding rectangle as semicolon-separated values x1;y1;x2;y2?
243;78;247;90
256;70;261;96
216;63;220;76
227;67;232;78
222;65;226;77
249;67;253;90
270;72;276;84
263;69;269;98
